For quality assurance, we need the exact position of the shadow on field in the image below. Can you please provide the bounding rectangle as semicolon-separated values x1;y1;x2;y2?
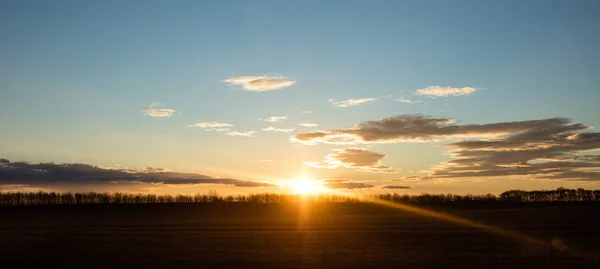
0;202;599;269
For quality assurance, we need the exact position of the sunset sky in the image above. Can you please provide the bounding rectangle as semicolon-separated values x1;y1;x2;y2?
1;0;599;195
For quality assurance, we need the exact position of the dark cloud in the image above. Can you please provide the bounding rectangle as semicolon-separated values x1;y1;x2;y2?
574;155;600;162
293;115;587;144
295;114;600;181
420;123;600;181
0;162;275;188
382;185;412;189
322;179;374;189
305;148;399;173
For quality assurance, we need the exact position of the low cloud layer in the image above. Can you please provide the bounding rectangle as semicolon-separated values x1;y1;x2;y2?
382;185;412;189
322;179;374;189
142;105;176;117
329;98;377;108
416;86;477;97
0;161;275;188
261;116;287;123
224;76;296;91
305;148;399;173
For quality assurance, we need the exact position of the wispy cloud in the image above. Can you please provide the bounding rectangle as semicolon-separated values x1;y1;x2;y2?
262;127;294;133
382;185;412;189
329;98;377;108
397;97;422;104
188;121;233;132
142;104;176;117
415;86;477;97
305;148;399;173
224;76;296;91
225;131;256;137
301;110;312;114
261;116;287;123
322;179;374;189
0;161;275;188
299;123;319;128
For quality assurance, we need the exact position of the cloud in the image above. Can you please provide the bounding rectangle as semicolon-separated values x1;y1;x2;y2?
295;114;600;181
322;179;374;189
142;167;171;173
225;131;256;137
293;115;587;145
0;161;275;188
382;185;412;189
575;155;600;162
415;86;477;97
301;110;312;114
299;123;319;128
305;148;399;173
224;76;296;91
261;116;287;123
329;98;377;108
397;97;422;104
188;122;233;132
262;127;294;133
188;122;233;130
142;104;176;117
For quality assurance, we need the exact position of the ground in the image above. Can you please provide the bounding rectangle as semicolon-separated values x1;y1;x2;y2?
1;203;599;268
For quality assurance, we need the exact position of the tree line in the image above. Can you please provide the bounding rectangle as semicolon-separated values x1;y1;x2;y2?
0;188;598;206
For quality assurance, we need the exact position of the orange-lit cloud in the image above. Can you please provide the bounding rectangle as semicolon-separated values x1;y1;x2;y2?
305;148;399;173
382;185;412;189
322;179;374;189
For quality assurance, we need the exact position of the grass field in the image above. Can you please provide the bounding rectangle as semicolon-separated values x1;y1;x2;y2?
1;202;599;269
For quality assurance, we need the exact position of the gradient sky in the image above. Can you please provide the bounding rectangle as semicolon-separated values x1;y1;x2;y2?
1;0;600;195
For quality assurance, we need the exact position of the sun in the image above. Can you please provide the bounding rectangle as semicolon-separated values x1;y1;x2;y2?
288;176;325;195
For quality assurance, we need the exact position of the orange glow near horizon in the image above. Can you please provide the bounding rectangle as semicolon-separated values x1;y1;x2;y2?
287;176;328;195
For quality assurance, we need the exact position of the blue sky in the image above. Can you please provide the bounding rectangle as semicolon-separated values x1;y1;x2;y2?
1;0;600;194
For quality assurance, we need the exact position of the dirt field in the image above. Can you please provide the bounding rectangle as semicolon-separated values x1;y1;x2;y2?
1;203;599;269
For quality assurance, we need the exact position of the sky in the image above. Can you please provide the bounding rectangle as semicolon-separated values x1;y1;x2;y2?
1;0;600;195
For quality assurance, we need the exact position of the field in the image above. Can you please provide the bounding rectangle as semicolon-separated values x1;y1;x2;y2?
1;202;599;269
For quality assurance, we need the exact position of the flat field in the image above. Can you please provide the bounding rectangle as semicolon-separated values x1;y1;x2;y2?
1;203;599;269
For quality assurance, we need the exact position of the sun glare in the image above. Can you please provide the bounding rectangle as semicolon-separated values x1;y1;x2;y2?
288;176;325;195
